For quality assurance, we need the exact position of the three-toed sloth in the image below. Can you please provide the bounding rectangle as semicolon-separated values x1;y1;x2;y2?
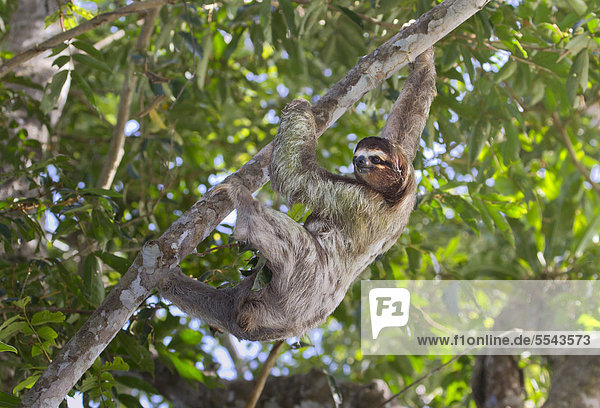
160;48;436;341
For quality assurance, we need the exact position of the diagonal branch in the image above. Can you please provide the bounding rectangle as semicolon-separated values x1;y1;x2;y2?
244;341;285;408
96;7;161;189
21;1;491;406
0;0;173;79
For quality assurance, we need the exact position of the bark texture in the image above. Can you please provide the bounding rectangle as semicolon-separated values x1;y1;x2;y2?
0;0;66;201
471;355;524;408
542;356;600;408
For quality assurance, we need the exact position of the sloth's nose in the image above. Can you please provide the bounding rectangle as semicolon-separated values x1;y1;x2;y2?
355;156;367;167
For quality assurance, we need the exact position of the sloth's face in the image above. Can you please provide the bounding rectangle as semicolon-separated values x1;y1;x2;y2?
353;147;391;175
353;137;406;199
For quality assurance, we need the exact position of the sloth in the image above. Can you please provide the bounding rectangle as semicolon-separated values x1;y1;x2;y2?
160;48;436;341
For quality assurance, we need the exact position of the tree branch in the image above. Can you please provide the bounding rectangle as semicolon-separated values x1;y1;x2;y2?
245;341;285;408
20;1;491;406
96;7;161;189
0;0;172;79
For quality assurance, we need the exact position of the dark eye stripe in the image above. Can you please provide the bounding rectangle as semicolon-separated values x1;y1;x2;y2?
370;156;393;167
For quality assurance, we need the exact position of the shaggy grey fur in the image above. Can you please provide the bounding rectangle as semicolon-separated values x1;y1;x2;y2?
159;48;436;341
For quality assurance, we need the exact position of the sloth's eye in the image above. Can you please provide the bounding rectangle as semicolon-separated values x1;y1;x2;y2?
370;156;383;164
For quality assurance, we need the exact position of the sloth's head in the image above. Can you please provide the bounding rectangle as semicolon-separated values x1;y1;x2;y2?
353;137;412;203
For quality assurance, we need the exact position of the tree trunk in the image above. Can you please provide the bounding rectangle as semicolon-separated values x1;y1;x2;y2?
542;356;600;408
1;0;69;200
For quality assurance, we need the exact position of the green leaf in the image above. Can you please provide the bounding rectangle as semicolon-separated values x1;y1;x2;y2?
48;42;68;57
251;259;272;292
0;390;20;407
486;204;515;247
178;31;203;58
0;222;11;240
468;120;490;165
79;188;123;198
0;316;22;333
196;33;213;91
0;321;27;343
72;70;96;110
37;326;58;342
501;120;520;164
117;394;144;408
460;47;475;81
565;0;587;15
52;218;78;240
0;341;17;354
167;353;205;382
72;53;112;74
98;252;129;274
566;35;591;56
260;0;272;44
103;356;129;372
31;310;65;325
441;44;460;72
12;374;40;394
337;6;363;29
287;202;307;222
91;209;115;243
70;4;95;20
52;55;71;69
12;296;30;310
406;247;422;273
72;40;104;60
116;333;155;373
578;50;589;89
41;70;69;114
83;254;105;305
279;0;298;36
114;376;158;395
179;328;204;345
565;74;579;107
573;212;600;255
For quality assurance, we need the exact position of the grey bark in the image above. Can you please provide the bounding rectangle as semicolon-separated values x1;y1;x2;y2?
0;0;174;79
542;356;600;408
0;0;68;201
471;355;524;408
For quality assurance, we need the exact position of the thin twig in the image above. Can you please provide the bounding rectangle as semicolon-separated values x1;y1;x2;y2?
552;112;600;196
480;41;559;78
244;340;285;408
134;95;168;118
453;33;564;53
97;6;161;189
0;0;173;78
376;354;465;408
